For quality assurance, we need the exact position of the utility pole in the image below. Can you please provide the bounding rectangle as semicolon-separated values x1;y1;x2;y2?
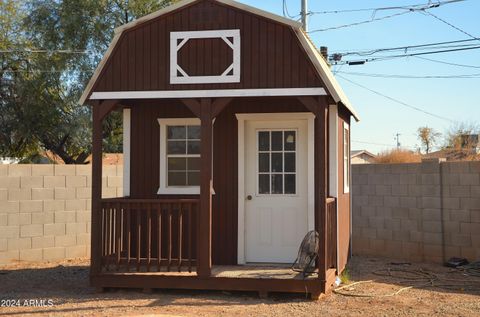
395;133;401;149
301;0;308;31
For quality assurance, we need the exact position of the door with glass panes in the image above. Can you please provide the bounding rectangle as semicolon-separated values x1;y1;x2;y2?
244;119;308;263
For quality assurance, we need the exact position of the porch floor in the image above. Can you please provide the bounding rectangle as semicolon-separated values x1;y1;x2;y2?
212;265;318;280
105;264;318;280
93;265;326;297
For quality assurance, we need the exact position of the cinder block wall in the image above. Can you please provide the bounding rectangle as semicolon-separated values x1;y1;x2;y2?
0;164;123;264
352;159;480;263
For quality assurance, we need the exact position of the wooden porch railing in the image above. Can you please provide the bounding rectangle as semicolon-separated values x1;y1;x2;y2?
326;197;337;269
100;198;198;273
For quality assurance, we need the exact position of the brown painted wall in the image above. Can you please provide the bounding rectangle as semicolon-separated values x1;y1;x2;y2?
337;104;351;273
128;97;310;265
92;0;323;93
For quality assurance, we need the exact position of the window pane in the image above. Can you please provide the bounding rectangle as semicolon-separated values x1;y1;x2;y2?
258;131;270;151
168;141;186;154
187;140;200;154
168;126;186;139
168;157;186;171
187;125;200;139
271;153;283;172
285;174;296;194
259;153;270;173
284;153;295;172
187;171;200;186
259;174;270;194
187;157;200;171
271;131;283;151
168;172;187;186
284;131;296;151
271;174;283;194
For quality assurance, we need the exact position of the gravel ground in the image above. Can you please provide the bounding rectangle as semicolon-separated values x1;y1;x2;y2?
1;256;479;316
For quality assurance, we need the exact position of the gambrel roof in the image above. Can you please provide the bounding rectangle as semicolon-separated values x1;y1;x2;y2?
80;0;359;121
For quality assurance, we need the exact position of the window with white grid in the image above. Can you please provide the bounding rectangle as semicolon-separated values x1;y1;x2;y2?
257;130;297;195
158;118;201;194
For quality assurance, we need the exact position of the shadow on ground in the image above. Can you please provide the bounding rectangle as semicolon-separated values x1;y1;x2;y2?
0;256;479;316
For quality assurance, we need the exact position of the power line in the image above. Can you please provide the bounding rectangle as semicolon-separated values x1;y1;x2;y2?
333;45;480;65
309;10;411;33
422;11;480;42
352;140;396;147
1;70;84;73
332;39;478;57
368;45;480;61
282;0;299;19
336;74;455;123
0;49;90;54
352;139;417;150
414;56;480;69
309;0;466;15
336;70;480;79
308;0;466;33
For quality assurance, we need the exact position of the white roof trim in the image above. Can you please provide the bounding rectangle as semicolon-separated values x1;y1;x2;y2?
293;29;360;121
79;32;121;105
115;0;301;35
79;0;360;122
90;88;327;100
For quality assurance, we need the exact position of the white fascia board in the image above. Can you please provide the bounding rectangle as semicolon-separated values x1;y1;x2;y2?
90;88;327;100
293;29;360;122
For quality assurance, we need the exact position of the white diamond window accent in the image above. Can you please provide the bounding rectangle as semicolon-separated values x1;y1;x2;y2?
170;29;241;84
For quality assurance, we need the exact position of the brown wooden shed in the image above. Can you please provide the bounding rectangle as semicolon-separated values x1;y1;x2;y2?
81;0;359;299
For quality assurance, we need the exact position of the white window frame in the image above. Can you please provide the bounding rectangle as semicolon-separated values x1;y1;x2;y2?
170;29;241;84
157;118;201;195
255;129;298;197
343;122;350;193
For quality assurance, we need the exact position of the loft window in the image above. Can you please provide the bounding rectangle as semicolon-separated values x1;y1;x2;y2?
170;29;241;84
158;118;201;195
343;122;350;193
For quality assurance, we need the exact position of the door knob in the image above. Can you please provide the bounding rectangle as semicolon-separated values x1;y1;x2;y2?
246;195;253;200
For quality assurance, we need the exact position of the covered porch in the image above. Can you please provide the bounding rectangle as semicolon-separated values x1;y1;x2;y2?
90;95;338;298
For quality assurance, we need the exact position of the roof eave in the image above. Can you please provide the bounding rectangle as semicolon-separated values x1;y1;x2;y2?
293;29;360;122
79;0;360;123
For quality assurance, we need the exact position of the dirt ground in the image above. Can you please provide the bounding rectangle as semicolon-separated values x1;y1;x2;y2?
1;256;479;317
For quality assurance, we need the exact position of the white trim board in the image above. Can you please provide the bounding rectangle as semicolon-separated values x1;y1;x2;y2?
343;122;350;194
170;29;241;84
89;88;327;100
235;112;315;264
123;108;131;197
157;118;201;195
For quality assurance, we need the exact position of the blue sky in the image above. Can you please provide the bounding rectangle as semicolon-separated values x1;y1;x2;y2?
238;0;480;154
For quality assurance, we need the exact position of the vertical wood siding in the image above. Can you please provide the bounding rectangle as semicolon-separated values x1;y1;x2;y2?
128;98;310;265
93;0;324;93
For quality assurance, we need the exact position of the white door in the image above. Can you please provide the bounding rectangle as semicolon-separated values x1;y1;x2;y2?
244;119;309;263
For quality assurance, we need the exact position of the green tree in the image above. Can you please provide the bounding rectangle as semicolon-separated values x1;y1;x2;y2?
0;0;176;163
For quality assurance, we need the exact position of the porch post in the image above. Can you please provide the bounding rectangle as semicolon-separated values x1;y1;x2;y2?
90;100;118;277
198;98;213;277
297;96;329;285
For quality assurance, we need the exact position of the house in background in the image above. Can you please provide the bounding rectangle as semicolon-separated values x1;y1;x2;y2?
80;0;359;298
351;150;376;164
0;157;19;164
